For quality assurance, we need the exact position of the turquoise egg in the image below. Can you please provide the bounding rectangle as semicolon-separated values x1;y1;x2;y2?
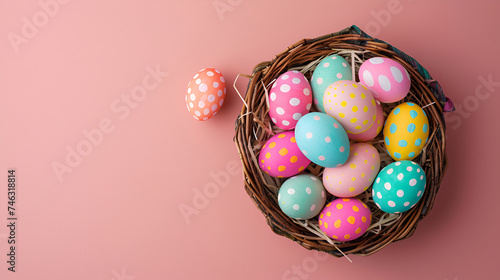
311;55;353;112
295;112;350;168
372;161;426;213
278;174;326;219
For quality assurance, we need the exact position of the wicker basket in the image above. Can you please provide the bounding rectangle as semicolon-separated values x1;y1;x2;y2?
234;25;454;257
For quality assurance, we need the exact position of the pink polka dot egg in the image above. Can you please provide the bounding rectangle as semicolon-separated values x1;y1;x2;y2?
259;131;311;178
359;57;411;103
323;81;377;134
269;71;313;129
322;143;380;197
186;68;226;121
318;198;372;242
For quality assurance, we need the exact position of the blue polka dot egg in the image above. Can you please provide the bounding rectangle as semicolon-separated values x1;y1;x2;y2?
295;112;350;168
372;161;426;213
383;102;429;161
278;174;326;219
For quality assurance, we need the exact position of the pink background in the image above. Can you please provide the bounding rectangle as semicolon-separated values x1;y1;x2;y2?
1;0;499;279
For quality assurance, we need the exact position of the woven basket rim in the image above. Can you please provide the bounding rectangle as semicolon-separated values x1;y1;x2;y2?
234;25;449;257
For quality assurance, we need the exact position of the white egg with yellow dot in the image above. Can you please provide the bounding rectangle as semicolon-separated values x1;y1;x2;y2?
347;101;385;142
322;143;380;197
323;81;377;134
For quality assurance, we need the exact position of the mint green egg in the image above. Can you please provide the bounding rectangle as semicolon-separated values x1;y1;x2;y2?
372;160;426;213
278;174;326;219
311;55;353;112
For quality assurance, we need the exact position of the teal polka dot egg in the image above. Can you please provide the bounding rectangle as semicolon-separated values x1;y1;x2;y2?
372;160;426;213
278;174;326;219
311;55;352;113
295;112;350;168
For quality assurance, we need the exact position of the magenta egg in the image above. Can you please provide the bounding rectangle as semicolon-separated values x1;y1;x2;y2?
318;198;372;242
259;131;311;178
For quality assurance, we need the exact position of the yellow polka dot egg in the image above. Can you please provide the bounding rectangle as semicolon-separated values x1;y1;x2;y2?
259;131;311;178
323;81;377;135
322;143;380;197
347;101;385;142
318;198;372;242
384;102;429;161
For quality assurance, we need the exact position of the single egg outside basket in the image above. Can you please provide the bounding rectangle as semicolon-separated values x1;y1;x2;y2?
234;25;453;257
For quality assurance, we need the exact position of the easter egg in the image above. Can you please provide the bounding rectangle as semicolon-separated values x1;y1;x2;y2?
186;68;226;121
384;102;429;161
259;131;311;178
347;101;385;142
323;143;380;197
278;174;327;219
323;81;377;134
269;71;313;129
318;198;372;242
359;57;411;103
295;112;349;168
372;161;426;213
311;55;353;113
